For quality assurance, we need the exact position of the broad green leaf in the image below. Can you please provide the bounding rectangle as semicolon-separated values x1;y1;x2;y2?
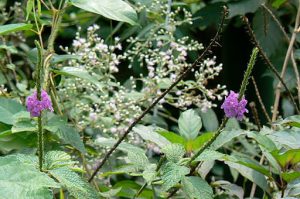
178;109;202;140
71;0;138;25
158;130;186;145
271;149;300;169
0;23;33;35
161;162;190;191
282;171;300;183
45;114;86;153
247;131;277;152
228;0;265;18
213;180;244;199
211;129;246;150
52;67;103;89
162;144;185;163
12;111;36;133
182;176;213;199
133;125;170;148
45;151;75;170
0;154;59;199
225;161;270;193
186;132;214;152
266;129;300;149
272;0;287;8
50;167;99;199
195;149;227;162
99;187;122;198
198;108;219;131
0;98;25;125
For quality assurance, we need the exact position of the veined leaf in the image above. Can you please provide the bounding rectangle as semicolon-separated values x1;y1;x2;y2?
0;98;25;125
162;144;185;163
178;109;202;141
182;176;213;199
161;162;190;191
0;154;59;199
50;167;99;199
71;0;138;25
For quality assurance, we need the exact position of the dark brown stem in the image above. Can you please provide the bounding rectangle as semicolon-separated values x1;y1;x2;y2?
249;102;261;130
242;16;300;114
88;6;229;183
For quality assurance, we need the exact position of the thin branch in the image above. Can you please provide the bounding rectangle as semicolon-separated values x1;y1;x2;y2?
249;102;261;130
242;16;300;115
88;6;229;183
272;2;300;121
251;77;272;124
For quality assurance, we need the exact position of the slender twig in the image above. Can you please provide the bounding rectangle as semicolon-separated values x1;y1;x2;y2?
88;6;229;183
167;47;259;198
251;77;272;123
242;16;300;114
272;2;300;121
249;102;261;131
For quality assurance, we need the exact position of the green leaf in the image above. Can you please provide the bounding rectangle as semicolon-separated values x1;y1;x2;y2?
195;149;228;162
225;161;270;193
52;67;103;89
142;164;157;183
0;98;26;125
267;129;300;149
161;162;190;191
182;176;213;199
50;167;99;199
0;154;59;199
198;108;219;131
158;130;186;145
247;131;277;152
162;144;186;163
26;0;34;20
186;132;215;151
0;23;33;35
272;0;287;8
11;111;36;133
99;187;122;198
45;151;75;170
211;129;246;150
71;0;138;25
178;109;202;141
133;125;170;148
276;115;300;128
271;149;300;169
228;0;265;18
282;171;300;183
45;114;86;153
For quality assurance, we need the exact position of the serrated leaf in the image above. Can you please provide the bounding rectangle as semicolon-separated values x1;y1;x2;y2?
178;109;202;141
0;98;26;125
162;144;185;163
142;164;157;183
0;23;33;35
0;154;59;199
50;167;99;199
161;162;190;191
45;114;86;153
133;125;170;148
71;0;138;25
45;151;75;170
182;176;213;199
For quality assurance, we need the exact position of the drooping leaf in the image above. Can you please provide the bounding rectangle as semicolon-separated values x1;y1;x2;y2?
50;167;99;199
161;162;190;191
182;176;213;199
225;161;270;193
71;0;138;25
178;109;202;141
45;151;75;170
0;154;59;199
133;125;170;148
162;144;186;163
44;114;86;153
0;98;26;125
52;67;103;89
0;23;33;35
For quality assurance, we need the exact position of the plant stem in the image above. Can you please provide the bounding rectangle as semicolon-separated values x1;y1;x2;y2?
88;6;229;183
272;2;300;122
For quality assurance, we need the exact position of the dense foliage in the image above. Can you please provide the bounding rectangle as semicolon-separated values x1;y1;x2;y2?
1;0;300;198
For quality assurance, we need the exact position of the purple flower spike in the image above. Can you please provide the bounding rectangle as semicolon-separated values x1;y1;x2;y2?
26;90;53;117
221;90;248;121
